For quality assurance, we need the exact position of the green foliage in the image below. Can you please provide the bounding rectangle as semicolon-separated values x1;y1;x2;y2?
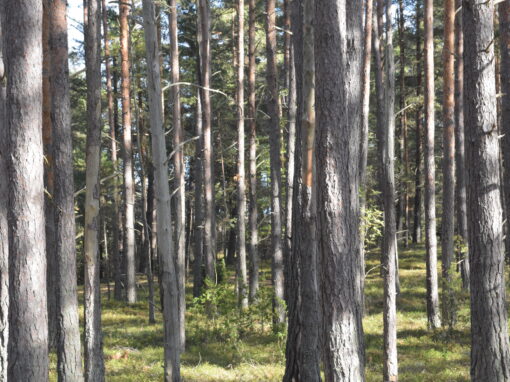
361;203;385;249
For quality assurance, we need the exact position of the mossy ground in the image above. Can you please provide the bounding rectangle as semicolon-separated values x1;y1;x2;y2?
50;244;477;381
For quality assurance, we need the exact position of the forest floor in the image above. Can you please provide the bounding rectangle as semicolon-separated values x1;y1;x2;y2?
49;244;474;381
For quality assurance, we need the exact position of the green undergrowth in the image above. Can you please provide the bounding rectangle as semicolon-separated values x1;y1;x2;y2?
49;244;491;381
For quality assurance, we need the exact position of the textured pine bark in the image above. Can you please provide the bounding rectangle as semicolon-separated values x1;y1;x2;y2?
141;1;181;379
247;0;259;302
441;0;456;329
50;0;84;379
423;0;441;329
236;0;248;310
5;0;49;379
83;0;105;379
119;0;137;304
315;0;365;379
265;0;285;327
464;0;510;379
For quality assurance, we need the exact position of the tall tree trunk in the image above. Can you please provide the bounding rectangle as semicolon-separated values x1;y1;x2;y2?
141;1;181;379
283;0;321;378
0;8;8;379
315;0;365;379
500;0;510;260
441;0;456;329
265;0;285;327
424;0;441;329
120;0;137;304
380;0;399;379
413;1;423;244
236;0;248;310
197;0;216;282
5;0;49;379
454;0;469;289
101;0;123;302
193;89;205;298
464;0;510;379
248;0;259;302
43;0;58;351
168;0;186;350
83;0;105;380
50;1;85;379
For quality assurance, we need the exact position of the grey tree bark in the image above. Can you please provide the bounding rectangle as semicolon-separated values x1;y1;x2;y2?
464;0;510;379
197;0;216;282
50;1;84;379
454;0;469;289
315;0;365;379
265;0;285;327
441;0;456;329
141;1;181;379
248;0;259;302
119;0;137;304
0;7;8;379
168;0;186;350
424;0;441;329
236;0;248;309
83;0;105;380
5;0;49;379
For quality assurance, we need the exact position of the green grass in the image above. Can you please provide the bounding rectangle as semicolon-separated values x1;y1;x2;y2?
50;245;477;381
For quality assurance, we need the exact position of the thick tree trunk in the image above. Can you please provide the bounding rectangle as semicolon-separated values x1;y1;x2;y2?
441;0;456;329
101;0;123;302
168;0;186;350
248;0;259;302
236;0;248;309
413;1;423;244
424;0;441;329
0;10;8;380
500;0;510;260
83;0;105;380
265;0;285;327
464;0;510;379
120;0;137;304
454;0;469;289
197;0;216;282
141;1;181;379
315;0;365;379
5;1;49;379
50;1;84;379
380;0;398;379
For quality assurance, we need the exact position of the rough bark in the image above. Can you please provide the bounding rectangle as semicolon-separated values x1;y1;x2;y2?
315;0;366;379
381;0;398;378
197;0;216;282
141;2;181;379
0;7;8;379
500;0;510;261
5;0;49;379
441;0;456;329
464;0;510;379
167;0;186;350
83;0;105;380
265;0;285;327
424;0;441;329
247;0;259;302
454;0;469;289
236;0;248;310
120;0;137;304
50;1;84;379
413;1;423;244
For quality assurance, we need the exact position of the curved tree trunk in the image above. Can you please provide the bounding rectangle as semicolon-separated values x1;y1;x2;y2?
424;0;441;329
464;0;510;379
315;0;365;379
5;1;49;379
50;1;84;379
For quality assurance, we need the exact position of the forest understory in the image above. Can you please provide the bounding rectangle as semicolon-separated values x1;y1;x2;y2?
49;244;473;382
